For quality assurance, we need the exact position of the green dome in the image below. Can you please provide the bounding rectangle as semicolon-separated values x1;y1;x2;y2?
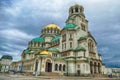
31;37;44;42
1;55;13;60
63;23;76;29
51;36;60;42
75;46;86;51
25;49;30;54
48;48;60;52
78;36;87;40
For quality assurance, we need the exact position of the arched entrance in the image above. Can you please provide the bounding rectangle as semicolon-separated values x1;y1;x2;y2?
98;63;101;74
45;59;52;72
94;62;97;74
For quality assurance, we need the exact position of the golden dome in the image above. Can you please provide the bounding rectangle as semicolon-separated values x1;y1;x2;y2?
40;51;51;55
44;24;60;30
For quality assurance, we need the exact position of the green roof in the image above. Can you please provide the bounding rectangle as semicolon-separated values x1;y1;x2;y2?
25;49;30;54
75;46;86;51
1;55;13;60
78;36;87;40
51;36;60;42
86;57;91;61
31;37;44;42
63;23;76;29
67;48;74;51
48;48;59;52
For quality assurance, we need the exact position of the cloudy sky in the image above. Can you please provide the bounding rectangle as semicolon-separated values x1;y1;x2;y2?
0;0;120;67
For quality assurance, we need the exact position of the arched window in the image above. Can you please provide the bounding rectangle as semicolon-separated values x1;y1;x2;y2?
90;61;93;74
55;64;58;71
88;39;94;52
50;28;52;33
54;29;56;33
59;64;62;71
65;43;66;49
81;24;86;31
47;29;49;33
31;42;33;47
78;64;80;68
34;42;36;47
63;65;65;71
70;42;72;48
75;7;78;12
69;34;72;40
98;63;101;73
94;62;97;73
57;30;59;34
71;9;73;13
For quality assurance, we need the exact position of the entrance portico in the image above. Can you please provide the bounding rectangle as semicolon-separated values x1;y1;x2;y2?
45;59;52;72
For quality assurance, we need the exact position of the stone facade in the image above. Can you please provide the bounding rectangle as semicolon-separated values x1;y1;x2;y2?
0;55;12;72
1;59;12;72
11;4;105;76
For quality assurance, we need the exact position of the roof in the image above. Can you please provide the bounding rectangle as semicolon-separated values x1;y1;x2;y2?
25;49;30;54
75;46;86;51
78;36;87;40
88;32;97;44
44;24;61;30
40;51;51;55
48;48;60;52
31;37;44;42
69;4;83;9
1;55;13;60
51;36;60;42
63;23;76;29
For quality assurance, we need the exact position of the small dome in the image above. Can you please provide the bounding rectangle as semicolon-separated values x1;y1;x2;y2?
25;49;30;54
75;46;86;51
78;36;87;40
31;37;44;42
48;48;60;52
70;4;83;8
51;36;61;42
40;51;51;55
1;55;13;60
44;24;61;30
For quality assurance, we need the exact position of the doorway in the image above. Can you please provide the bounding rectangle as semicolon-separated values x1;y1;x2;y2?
45;59;52;72
77;70;80;76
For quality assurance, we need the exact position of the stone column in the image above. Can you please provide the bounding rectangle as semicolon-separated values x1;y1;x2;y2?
92;65;94;74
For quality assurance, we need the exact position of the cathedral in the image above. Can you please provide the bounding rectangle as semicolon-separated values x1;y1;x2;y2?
11;4;105;76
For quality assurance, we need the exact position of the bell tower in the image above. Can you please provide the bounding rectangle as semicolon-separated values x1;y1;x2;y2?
66;4;88;33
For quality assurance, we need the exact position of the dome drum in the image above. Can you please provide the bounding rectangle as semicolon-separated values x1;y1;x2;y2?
41;24;61;35
41;28;60;35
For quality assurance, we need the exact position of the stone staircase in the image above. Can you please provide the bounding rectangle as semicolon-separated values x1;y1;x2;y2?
41;72;60;76
92;74;108;78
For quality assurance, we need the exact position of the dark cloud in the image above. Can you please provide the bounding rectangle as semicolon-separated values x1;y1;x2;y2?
0;0;120;67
